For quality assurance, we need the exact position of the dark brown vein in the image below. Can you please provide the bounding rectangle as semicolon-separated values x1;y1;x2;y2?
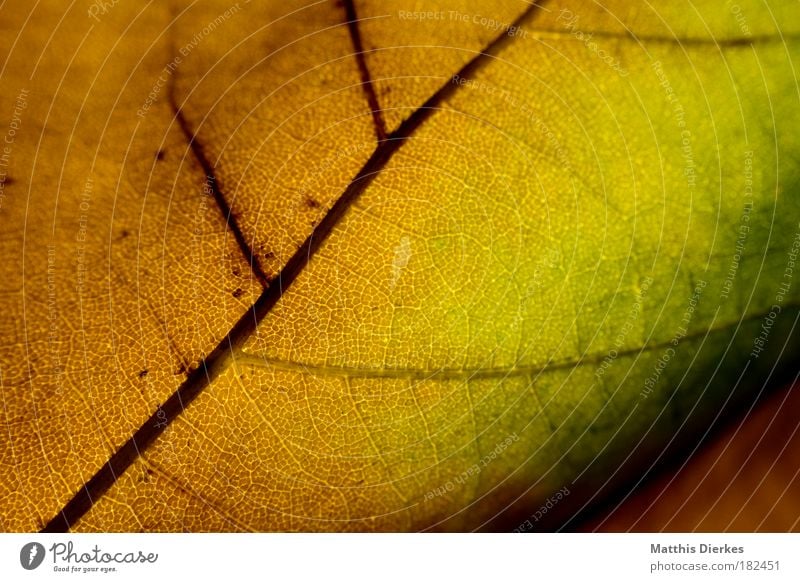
42;0;551;532
342;0;387;142
168;85;270;289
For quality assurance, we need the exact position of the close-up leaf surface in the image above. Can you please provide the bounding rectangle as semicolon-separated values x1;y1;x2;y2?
1;0;799;532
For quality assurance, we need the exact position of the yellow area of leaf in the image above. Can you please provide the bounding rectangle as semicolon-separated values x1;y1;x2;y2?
353;0;531;133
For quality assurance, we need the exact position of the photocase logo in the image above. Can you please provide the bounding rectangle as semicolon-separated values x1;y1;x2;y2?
20;542;46;570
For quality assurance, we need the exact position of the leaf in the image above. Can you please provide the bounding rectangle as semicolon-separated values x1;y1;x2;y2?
1;0;799;532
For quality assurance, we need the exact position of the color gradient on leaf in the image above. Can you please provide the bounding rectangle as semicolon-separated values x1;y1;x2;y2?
1;0;799;532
